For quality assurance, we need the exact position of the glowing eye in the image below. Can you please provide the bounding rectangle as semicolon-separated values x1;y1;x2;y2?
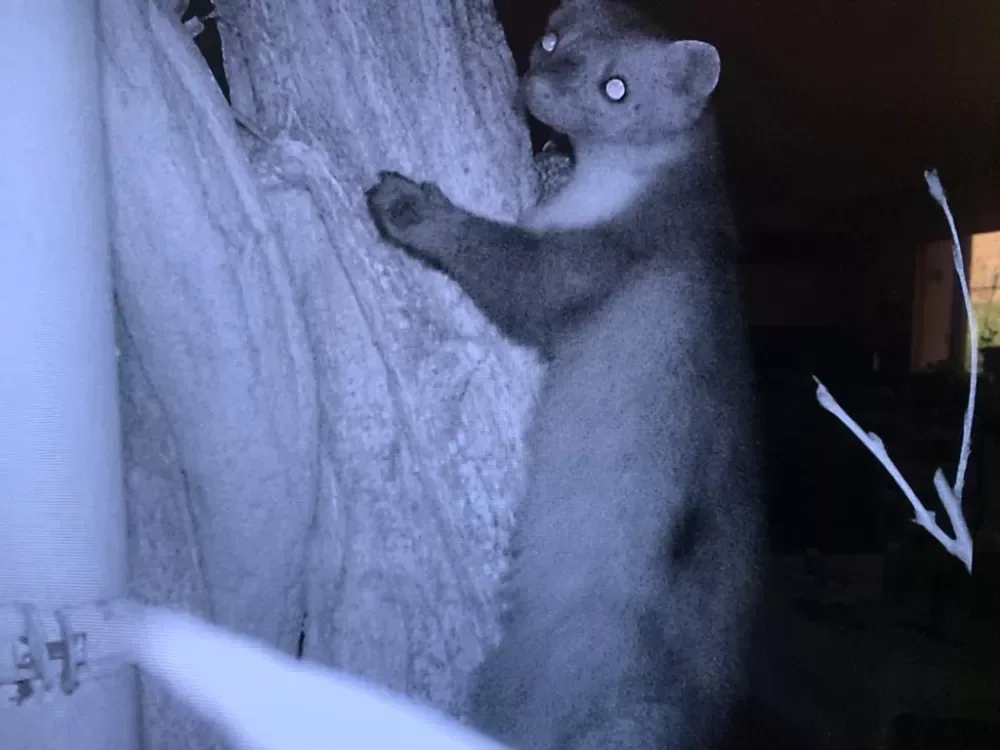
604;77;626;101
540;32;558;53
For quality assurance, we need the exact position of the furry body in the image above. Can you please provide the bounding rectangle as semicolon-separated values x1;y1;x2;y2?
366;2;762;748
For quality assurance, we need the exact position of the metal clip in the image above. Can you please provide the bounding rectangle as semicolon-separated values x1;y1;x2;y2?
5;603;87;705
54;608;85;695
11;603;51;703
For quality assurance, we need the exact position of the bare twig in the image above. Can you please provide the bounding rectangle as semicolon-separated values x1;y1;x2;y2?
812;170;975;573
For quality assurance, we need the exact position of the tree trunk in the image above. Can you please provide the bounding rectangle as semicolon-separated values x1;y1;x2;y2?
101;0;541;747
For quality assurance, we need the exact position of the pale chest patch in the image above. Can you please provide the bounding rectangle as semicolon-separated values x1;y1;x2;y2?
521;161;649;232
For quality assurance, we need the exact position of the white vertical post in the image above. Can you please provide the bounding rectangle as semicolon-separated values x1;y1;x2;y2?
0;1;137;749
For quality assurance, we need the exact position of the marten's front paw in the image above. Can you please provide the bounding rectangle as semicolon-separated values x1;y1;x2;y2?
365;171;453;249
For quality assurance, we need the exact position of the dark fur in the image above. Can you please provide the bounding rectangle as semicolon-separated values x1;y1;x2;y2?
365;2;761;748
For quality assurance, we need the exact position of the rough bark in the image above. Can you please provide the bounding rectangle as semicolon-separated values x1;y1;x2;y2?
100;0;541;747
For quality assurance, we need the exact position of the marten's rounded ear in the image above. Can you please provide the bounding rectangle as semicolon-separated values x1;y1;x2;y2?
666;40;721;102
